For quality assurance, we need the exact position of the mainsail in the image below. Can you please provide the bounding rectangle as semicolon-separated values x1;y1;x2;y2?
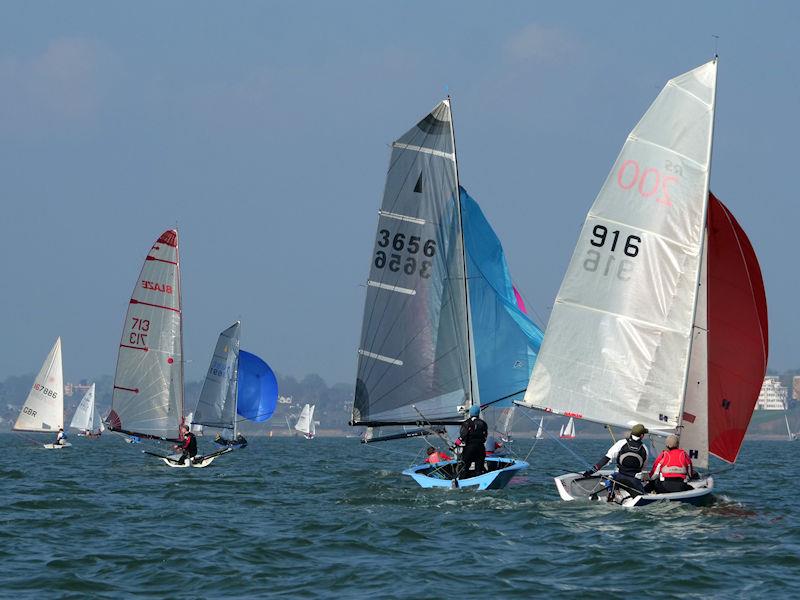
522;60;718;433
14;338;64;432
353;99;471;427
193;322;241;436
69;383;97;432
107;230;184;440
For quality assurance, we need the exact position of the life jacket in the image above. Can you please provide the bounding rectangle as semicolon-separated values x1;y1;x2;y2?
427;451;449;464
616;437;647;476
184;433;198;457
653;448;691;480
461;417;488;446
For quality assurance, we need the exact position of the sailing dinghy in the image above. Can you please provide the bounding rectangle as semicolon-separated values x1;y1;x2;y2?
294;404;316;439
559;418;576;439
69;383;103;438
192;321;279;449
106;229;230;467
535;417;544;440
14;338;71;449
350;99;542;490
518;58;768;506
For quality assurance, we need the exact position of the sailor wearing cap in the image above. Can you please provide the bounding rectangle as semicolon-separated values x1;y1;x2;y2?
582;423;649;496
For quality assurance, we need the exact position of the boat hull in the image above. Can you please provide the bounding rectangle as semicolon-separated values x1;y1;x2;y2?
43;442;72;449
402;457;528;490
159;448;232;468
554;470;714;507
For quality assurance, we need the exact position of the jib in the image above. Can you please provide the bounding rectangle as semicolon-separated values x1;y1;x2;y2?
141;280;173;294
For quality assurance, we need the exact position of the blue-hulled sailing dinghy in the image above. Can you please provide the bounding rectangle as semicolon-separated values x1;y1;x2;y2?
350;99;542;490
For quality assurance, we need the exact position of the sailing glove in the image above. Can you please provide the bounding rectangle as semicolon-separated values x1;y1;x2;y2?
582;469;595;477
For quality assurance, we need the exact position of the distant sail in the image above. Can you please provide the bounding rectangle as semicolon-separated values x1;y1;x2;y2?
462;188;543;407
70;383;97;432
536;417;544;440
14;338;64;432
108;230;184;439
353;99;470;426
193;322;241;435
236;351;278;423
295;404;316;437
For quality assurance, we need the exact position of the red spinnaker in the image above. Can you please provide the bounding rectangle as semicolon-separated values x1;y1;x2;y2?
707;193;769;463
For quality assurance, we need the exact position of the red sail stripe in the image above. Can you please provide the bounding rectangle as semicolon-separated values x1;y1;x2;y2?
146;255;178;265
130;298;180;313
707;193;769;464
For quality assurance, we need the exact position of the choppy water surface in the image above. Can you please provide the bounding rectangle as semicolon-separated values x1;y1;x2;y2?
1;434;799;598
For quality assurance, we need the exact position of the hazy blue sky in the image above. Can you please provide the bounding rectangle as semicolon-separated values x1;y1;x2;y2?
2;2;798;385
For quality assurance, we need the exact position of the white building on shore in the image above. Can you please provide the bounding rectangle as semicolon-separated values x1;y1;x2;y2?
756;376;788;411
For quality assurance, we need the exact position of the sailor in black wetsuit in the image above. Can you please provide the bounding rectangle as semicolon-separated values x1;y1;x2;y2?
175;424;198;465
583;423;649;497
456;405;488;478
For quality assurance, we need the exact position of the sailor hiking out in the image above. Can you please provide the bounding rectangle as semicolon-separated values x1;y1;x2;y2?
583;423;649;497
174;424;198;465
456;406;489;477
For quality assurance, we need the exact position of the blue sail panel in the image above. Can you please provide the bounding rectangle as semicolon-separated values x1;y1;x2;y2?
461;187;543;407
237;351;278;422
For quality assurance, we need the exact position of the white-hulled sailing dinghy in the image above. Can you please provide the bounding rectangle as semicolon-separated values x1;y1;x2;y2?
14;338;71;449
350;99;542;490
518;58;768;506
69;383;103;438
106;229;230;467
295;404;316;439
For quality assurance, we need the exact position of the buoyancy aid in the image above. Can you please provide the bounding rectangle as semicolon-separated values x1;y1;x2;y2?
616;437;647;476
426;451;450;464
460;417;488;446
652;448;691;480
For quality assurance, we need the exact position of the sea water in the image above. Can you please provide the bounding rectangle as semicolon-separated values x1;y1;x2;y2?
1;435;798;598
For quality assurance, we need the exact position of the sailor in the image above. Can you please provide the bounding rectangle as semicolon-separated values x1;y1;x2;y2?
235;433;247;445
649;434;695;494
485;436;508;457
455;405;488;477
582;423;649;496
174;424;198;465
424;446;452;464
55;427;67;446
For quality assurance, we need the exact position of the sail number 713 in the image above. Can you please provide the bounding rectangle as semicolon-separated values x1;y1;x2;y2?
583;225;640;281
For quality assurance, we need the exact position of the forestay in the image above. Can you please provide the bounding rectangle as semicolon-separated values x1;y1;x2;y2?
107;230;184;439
70;383;97;432
14;338;64;432
523;60;718;432
353;99;471;426
193;322;241;436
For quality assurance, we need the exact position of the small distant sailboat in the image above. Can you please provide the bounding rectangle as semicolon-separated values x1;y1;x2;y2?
69;383;103;438
350;99;541;490
192;321;279;449
106;229;230;467
14;338;70;449
294;404;316;439
785;413;797;442
559;418;576;439
535;417;544;440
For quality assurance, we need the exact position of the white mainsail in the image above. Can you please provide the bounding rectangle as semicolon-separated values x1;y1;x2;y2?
295;404;316;437
535;417;544;440
14;338;64;432
108;230;184;439
522;60;717;433
69;383;97;432
561;417;576;439
193;322;241;437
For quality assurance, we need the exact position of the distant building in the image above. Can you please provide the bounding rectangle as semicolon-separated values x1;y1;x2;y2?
793;376;800;401
278;395;293;405
64;382;93;397
756;376;788;411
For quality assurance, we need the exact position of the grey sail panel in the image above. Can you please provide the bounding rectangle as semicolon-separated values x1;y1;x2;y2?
193;322;240;435
353;100;470;425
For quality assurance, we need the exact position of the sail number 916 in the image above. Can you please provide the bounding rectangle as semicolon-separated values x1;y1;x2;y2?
583;225;640;281
374;229;436;278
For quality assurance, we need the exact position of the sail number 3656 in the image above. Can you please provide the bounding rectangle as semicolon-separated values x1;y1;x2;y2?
583;225;640;281
374;229;436;278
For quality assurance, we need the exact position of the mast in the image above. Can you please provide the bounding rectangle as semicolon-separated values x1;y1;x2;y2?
176;228;185;437
447;96;478;409
233;322;240;439
676;56;719;435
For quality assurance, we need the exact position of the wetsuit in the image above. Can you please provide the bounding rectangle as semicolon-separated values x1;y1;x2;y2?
178;432;198;464
458;417;488;477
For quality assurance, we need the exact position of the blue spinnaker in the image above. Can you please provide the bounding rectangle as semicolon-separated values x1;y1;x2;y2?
461;186;543;407
237;350;278;422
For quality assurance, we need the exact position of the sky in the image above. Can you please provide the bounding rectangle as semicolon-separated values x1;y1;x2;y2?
1;2;799;385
